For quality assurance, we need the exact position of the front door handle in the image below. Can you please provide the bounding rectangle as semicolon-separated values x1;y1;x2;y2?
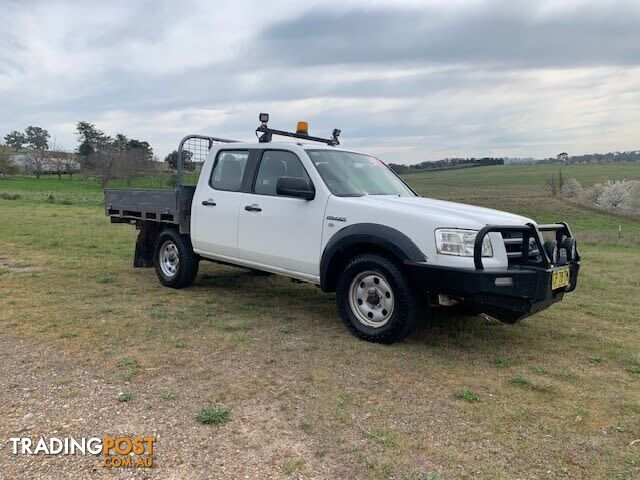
244;204;262;212
202;199;216;206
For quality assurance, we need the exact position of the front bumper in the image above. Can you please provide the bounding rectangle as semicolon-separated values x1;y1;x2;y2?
405;222;581;323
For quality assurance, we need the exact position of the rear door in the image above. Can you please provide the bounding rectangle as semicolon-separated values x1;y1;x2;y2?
192;149;250;259
237;149;326;277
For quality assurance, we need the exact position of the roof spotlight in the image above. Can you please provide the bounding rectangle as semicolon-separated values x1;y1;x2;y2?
331;129;341;145
259;113;269;125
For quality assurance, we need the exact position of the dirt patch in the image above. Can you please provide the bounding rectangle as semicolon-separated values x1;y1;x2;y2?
0;256;42;273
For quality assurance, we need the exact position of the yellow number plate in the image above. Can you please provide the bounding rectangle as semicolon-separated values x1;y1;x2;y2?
551;267;570;290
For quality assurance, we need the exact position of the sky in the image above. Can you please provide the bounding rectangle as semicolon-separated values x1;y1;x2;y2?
0;0;639;164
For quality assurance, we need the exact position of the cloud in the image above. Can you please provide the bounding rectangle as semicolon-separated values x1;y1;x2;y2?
257;1;640;68
0;0;639;163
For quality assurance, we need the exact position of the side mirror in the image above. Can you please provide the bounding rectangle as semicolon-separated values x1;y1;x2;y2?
276;176;315;200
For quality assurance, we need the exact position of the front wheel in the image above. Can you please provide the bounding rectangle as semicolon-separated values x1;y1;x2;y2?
336;254;423;343
153;229;199;288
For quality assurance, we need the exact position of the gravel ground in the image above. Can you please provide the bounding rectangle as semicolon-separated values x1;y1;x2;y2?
0;336;337;479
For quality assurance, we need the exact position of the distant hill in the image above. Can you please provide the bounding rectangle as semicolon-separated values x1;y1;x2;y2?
389;149;640;173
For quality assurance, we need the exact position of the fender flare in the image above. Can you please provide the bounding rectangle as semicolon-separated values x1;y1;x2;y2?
319;223;427;291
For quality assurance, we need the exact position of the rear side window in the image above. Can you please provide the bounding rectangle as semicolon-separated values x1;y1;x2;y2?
254;150;310;196
210;150;248;191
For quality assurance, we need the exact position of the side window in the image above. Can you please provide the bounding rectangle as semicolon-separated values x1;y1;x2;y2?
210;150;248;191
254;150;310;196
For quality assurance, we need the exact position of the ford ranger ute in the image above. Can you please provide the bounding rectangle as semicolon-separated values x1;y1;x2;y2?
105;114;580;343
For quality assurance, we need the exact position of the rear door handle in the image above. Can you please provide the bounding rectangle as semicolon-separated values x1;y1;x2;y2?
202;199;216;206
244;204;262;212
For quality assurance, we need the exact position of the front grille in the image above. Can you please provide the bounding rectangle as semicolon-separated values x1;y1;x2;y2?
501;232;541;265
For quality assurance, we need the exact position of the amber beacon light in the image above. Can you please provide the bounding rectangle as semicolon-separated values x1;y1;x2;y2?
296;121;309;135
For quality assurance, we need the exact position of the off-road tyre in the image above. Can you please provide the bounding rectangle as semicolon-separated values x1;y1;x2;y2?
336;253;423;343
153;228;199;288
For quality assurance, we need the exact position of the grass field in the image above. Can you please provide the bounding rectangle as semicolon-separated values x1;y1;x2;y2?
1;164;639;479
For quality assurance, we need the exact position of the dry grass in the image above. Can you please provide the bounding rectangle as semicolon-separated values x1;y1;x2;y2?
1;174;639;478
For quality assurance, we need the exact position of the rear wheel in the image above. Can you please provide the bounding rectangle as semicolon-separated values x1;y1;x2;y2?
336;253;423;343
153;229;199;288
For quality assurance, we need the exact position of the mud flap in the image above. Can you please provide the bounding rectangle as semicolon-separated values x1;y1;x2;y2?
133;222;159;267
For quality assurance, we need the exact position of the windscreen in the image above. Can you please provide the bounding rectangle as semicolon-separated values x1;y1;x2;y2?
306;149;415;197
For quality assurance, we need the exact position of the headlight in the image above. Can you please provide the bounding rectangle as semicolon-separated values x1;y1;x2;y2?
435;229;493;257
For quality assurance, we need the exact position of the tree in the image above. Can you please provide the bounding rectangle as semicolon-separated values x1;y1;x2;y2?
77;141;93;156
74;122;154;186
545;169;566;197
388;163;409;174
557;152;569;163
24;126;50;179
25;126;50;150
0;144;18;175
4;131;27;151
164;150;194;171
51;151;65;179
92;135;117;188
48;139;75;180
113;133;129;152
75;121;103;178
114;136;153;185
75;121;102;144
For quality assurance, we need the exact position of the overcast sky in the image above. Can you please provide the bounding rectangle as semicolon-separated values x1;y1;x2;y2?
1;0;639;164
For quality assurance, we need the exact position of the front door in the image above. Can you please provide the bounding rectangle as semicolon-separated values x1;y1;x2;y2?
237;149;326;277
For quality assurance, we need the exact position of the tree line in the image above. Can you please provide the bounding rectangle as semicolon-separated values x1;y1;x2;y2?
539;150;640;164
1;123;159;186
74;122;154;187
1;122;198;184
388;157;504;174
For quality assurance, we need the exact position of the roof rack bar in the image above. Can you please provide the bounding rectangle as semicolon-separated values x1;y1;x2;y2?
256;113;340;146
256;126;340;146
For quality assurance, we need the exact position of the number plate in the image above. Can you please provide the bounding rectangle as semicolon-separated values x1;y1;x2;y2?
551;267;570;290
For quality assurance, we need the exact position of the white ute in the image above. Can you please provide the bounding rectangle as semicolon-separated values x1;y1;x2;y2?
105;114;581;343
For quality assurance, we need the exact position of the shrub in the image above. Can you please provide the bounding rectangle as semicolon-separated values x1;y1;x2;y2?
117;358;140;368
509;375;531;388
0;156;19;175
162;391;178;400
453;389;480;402
197;404;230;424
627;182;640;211
117;391;135;402
561;178;582;198
0;192;21;200
586;182;605;203
594;180;636;209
